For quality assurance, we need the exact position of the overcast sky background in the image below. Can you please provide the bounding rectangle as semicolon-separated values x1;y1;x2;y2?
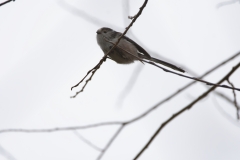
0;0;240;160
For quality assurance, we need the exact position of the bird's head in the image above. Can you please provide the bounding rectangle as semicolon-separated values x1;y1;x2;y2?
96;27;113;35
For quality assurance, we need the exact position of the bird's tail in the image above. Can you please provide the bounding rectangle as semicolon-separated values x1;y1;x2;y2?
139;54;185;73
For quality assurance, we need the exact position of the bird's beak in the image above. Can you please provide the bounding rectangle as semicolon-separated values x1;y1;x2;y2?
96;29;101;34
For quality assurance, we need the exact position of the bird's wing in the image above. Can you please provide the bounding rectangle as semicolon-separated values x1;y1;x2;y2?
122;35;151;58
106;30;150;58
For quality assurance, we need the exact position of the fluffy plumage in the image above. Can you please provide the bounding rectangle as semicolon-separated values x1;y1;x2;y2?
96;27;185;72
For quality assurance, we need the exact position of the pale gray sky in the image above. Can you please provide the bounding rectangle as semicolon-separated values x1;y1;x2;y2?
0;0;240;160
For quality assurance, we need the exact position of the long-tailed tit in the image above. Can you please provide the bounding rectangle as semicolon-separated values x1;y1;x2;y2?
96;27;185;73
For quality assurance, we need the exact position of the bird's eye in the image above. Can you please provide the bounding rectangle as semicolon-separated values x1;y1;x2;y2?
103;30;107;33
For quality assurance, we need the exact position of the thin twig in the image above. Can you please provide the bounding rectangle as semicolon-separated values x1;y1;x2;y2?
96;125;124;160
0;0;14;7
142;59;240;92
227;78;240;119
73;131;103;152
0;122;123;134
71;67;100;98
70;0;149;98
134;62;240;159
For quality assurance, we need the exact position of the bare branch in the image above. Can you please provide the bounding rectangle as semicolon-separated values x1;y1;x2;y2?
134;62;240;159
0;121;123;134
70;0;149;98
70;66;100;98
0;0;14;7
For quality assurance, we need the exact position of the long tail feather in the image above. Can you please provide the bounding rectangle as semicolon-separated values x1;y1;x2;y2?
139;54;185;73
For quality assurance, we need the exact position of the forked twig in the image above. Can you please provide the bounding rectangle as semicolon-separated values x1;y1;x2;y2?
71;67;99;98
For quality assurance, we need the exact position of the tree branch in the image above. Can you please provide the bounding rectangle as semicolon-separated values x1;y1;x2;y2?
0;121;123;134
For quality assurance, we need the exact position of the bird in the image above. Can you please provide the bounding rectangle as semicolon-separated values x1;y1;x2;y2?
96;27;185;73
